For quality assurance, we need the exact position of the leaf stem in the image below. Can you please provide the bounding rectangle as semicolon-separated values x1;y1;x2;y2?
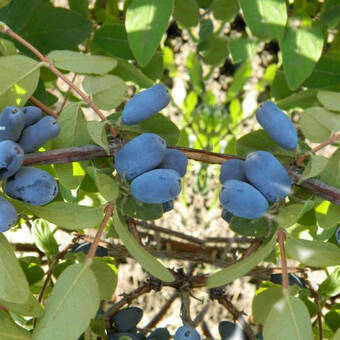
278;228;288;290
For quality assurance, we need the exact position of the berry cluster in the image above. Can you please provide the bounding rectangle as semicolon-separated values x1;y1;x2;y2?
0;105;60;233
219;101;296;220
116;85;188;211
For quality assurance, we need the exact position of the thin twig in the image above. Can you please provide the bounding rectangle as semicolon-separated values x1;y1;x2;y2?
277;229;288;290
29;96;58;118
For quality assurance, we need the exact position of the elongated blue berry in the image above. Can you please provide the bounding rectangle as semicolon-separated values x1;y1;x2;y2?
0;196;17;232
162;200;174;213
18;116;61;153
0;140;24;180
111;307;143;332
174;326;201;340
5;167;58;206
23;106;43;127
131;169;181;204
336;225;340;246
219;321;247;340
147;328;170;340
219;179;269;219
115;133;167;180
256;101;297;150
158;149;188;177
245;151;291;203
122;84;170;125
221;208;233;223
219;159;247;183
0;106;25;141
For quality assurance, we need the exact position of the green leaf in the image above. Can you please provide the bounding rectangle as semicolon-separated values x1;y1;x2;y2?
277;201;315;228
91;259;117;300
0;310;31;339
321;148;340;189
54;162;85;190
19;257;44;286
229;37;259;63
53;103;90;148
118;195;163;220
0;55;40;108
315;200;340;229
227;61;252;100
83;74;126;110
198;36;228;66
286;234;340;267
318;267;340;297
0;0;11;8
240;0;287;40
32;219;58;256
298;155;328;183
211;0;239;21
252;286;282;324
68;0;89;18
0;293;43;317
24;202;104;230
300;107;340;143
276;89;319;110
141;51;164;81
335;328;340;340
32;262;100;340
230;216;277;237
112;210;175;282
280;19;324;90
121;113;180;146
263;292;313;340
87;121;110;155
48;50;116;75
93;23;134;60
317;90;340;112
0;38;17;56
20;5;92;54
173;0;199;27
0;234;30;304
271;70;293;101
206;233;277;288
126;0;173;66
186;52;203;93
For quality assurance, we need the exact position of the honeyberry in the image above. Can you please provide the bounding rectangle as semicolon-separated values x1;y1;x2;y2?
256;101;297;150
221;208;233;223
131;169;181;204
18;116;61;153
0;140;24;180
115;133;167;181
72;242;108;257
0;196;17;232
219;159;247;184
218;321;248;340
111;307;143;333
158;149;188;177
122;84;170;125
245;151;291;203
5;167;58;206
146;328;171;340
219;179;269;219
162;200;174;213
22;106;43;127
174;326;201;340
269;273;305;288
109;333;140;340
336;225;340;246
0;106;25;141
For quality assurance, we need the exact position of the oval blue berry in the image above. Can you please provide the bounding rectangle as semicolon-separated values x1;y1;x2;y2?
221;208;233;223
115;133;167;180
219;179;269;219
162;200;174;213
245;151;291;203
336;225;340;246
0;106;25;141
0;140;24;180
122;84;170;125
219;159;247;184
256;101;297;150
147;328;170;340
111;307;143;332
218;321;247;340
18;116;61;153
5;167;58;206
22;106;43;127
174;326;201;340
0;196;17;232
158;149;188;177
131;169;181;204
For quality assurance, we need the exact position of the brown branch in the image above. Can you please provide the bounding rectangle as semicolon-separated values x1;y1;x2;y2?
29;96;58;118
0;24;118;137
88;202;114;259
278;229;288;290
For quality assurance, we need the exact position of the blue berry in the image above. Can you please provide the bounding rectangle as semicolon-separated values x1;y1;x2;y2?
336;225;340;246
245;151;291;203
109;333;140;340
147;328;170;340
219;179;269;219
218;321;247;340
0;140;24;180
219;159;247;184
18;116;61;153
5;167;58;206
162;200;174;213
115;133;167;181
158;149;188;177
174;326;201;340
22;106;43;127
0;196;17;232
221;208;233;223
0;106;25;141
131;169;181;204
72;242;108;257
256;101;297;150
269;273;305;288
122;84;170;125
111;307;143;333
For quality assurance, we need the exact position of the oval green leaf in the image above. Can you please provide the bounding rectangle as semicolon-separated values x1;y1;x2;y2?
0;310;31;340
